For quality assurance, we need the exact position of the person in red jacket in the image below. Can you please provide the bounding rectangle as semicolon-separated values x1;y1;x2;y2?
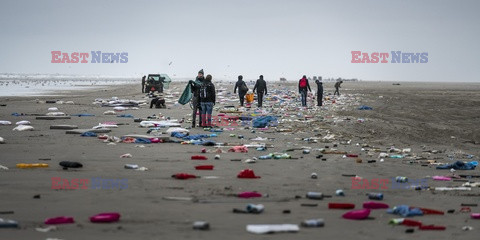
298;75;311;107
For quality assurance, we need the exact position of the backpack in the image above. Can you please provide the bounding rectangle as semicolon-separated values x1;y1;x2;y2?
200;83;212;99
299;78;307;88
240;82;248;92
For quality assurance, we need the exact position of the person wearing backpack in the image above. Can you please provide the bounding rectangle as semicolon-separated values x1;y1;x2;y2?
199;74;216;127
234;75;248;106
298;75;311;107
253;75;267;107
190;69;204;128
315;76;323;106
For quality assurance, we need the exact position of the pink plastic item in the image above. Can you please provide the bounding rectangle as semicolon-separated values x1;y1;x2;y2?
342;209;371;220
237;192;262;198
44;216;75;225
149;138;162;143
432;176;451;181
471;213;480;219
228;146;248;153
90;212;121;223
363;201;389;209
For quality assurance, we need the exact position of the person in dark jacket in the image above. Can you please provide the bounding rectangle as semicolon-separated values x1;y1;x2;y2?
199;74;216;127
234;75;248;106
334;80;343;96
141;75;146;93
298;75;311;107
315;76;323;106
253;75;267;107
190;69;204;127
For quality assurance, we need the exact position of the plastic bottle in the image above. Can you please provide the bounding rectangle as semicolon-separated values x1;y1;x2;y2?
193;221;209;230
306;192;323;200
0;218;18;228
301;219;324;227
367;193;383;200
124;164;139;169
246;204;264;213
16;163;49;169
259;155;272;159
395;176;408;183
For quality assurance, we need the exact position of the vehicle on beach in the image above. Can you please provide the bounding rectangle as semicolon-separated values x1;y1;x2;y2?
145;74;172;94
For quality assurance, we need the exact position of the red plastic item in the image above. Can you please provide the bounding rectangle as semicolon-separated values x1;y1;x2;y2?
346;154;359;158
471;213;480;219
363;201;389;209
419;225;446;230
237;169;261;179
402;219;422;227
149;138;163;143
172;173;197;179
342;209;371;220
97;135;108;140
44;216;75;225
413;207;444;215
201;148;207;153
90;213;121;223
237;192;262;198
328;203;355;209
195;165;214;170
191;155;208;160
460;207;471;213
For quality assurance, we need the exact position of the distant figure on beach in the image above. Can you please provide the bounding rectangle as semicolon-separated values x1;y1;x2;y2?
190;69;204;128
315;76;323;106
141;75;146;93
234;75;248;106
199;74;216;127
334;80;343;96
253;75;267;107
149;93;166;109
298;75;311;107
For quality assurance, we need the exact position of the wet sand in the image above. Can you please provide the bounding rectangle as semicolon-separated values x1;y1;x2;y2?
0;81;479;240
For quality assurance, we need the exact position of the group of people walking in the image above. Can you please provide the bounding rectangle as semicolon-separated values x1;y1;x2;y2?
234;75;342;108
144;70;344;128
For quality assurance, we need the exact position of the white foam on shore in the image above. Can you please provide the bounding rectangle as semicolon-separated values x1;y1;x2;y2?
0;75;138;97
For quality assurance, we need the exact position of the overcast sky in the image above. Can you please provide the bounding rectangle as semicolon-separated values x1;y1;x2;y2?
0;0;478;81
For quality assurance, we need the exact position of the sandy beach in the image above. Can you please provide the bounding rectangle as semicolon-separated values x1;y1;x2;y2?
1;81;479;240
